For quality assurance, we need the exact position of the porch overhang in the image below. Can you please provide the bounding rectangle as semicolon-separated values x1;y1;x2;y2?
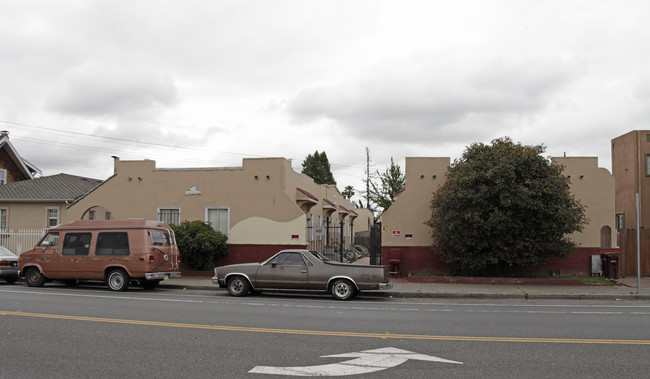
296;187;319;212
323;198;337;217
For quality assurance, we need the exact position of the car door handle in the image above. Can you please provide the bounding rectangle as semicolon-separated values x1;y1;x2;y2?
301;270;307;274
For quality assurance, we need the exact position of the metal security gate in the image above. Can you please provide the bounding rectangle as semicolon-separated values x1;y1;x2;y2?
0;229;47;254
369;224;382;265
307;220;344;261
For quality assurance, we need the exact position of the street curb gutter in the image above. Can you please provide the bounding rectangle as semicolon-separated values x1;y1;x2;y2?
159;283;650;301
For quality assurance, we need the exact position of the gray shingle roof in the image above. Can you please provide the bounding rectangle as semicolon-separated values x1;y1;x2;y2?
0;173;102;202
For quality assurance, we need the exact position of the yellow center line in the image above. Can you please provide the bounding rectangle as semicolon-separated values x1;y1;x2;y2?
3;310;649;345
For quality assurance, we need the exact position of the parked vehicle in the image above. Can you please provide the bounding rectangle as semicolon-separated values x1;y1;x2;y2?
0;246;20;283
212;249;393;300
19;219;180;291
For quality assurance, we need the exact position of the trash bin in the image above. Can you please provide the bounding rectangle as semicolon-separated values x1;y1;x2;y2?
600;253;619;279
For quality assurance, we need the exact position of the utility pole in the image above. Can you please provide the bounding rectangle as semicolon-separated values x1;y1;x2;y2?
365;147;371;209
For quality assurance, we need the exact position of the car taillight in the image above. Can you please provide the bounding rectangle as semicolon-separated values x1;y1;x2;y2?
149;254;155;263
0;261;9;266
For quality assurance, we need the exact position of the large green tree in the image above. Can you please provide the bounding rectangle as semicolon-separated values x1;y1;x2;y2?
172;220;229;270
427;137;586;272
301;151;336;185
369;158;405;215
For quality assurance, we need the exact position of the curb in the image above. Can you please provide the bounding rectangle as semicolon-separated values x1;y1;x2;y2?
158;283;650;300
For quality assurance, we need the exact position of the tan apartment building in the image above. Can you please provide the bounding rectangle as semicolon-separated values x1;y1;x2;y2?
381;156;616;277
66;157;368;268
612;130;650;276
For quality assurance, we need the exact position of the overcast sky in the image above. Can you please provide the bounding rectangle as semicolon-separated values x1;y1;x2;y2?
1;0;648;205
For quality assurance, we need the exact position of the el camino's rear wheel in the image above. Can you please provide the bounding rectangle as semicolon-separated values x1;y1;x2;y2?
107;269;130;292
331;279;355;301
25;267;46;287
227;276;250;297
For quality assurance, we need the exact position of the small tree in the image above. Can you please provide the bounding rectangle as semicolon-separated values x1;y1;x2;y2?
302;151;336;185
172;220;229;270
369;158;405;214
427;137;586;272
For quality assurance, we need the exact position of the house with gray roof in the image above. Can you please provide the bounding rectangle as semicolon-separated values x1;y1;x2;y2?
0;173;102;231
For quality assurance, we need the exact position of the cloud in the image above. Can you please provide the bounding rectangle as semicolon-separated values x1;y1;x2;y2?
46;61;179;119
288;51;579;145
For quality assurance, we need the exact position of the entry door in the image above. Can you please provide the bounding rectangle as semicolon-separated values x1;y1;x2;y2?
254;252;309;289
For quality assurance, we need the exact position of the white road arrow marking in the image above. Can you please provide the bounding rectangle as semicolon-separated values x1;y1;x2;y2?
249;347;462;376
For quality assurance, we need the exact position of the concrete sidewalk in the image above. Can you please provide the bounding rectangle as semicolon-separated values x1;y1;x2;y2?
160;254;650;300
159;274;650;300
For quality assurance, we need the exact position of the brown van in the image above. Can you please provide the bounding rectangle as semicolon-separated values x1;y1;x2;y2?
19;219;180;291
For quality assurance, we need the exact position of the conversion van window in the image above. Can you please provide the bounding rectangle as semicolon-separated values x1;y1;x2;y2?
150;230;164;246
62;233;91;256
96;232;130;256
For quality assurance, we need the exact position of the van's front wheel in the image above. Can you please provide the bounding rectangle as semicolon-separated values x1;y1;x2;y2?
25;267;46;287
107;269;130;291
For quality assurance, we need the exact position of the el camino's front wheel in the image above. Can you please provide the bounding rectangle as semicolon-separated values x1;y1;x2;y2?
227;276;251;297
331;279;355;300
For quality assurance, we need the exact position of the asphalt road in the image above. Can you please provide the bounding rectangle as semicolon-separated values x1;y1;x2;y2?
1;283;649;378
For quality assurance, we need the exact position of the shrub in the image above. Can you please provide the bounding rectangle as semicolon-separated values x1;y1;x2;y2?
172;220;228;270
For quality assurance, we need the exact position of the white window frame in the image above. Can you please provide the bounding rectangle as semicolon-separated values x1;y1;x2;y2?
0;169;7;185
47;208;59;227
0;209;6;230
158;207;181;225
205;207;229;237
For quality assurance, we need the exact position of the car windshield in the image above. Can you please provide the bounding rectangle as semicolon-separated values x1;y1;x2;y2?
309;250;330;262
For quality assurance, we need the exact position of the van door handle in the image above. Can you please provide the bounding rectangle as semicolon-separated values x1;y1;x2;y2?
301;270;307;274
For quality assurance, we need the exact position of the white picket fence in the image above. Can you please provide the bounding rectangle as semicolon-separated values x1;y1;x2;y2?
0;229;47;254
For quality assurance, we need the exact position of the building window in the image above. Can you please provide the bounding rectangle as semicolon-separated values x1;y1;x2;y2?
88;210;95;220
0;209;6;230
47;209;58;227
206;208;229;235
615;213;624;231
159;208;180;225
646;154;650;176
0;169;6;185
105;212;111;220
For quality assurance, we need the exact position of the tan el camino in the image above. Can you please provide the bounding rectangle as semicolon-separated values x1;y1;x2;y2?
212;249;393;300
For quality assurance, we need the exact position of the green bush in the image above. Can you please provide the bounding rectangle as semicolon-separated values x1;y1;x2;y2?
171;220;228;270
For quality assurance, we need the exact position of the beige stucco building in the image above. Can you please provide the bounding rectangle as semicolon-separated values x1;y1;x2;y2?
66;157;368;267
381;156;616;277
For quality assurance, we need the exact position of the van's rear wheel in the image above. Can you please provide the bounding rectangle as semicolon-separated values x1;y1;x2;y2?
25;267;46;287
107;269;129;291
